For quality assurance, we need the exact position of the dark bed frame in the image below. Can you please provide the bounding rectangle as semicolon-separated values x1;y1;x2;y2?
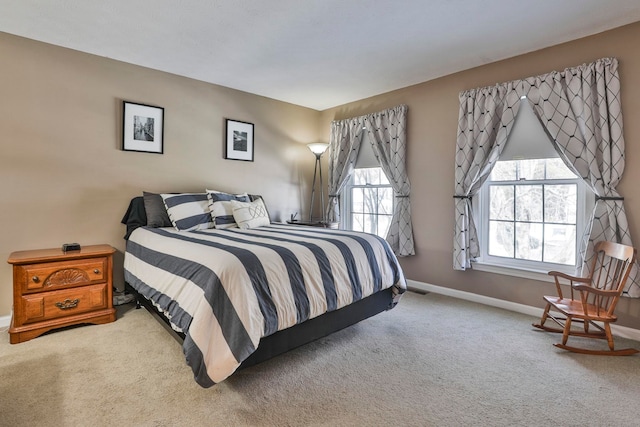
126;283;394;369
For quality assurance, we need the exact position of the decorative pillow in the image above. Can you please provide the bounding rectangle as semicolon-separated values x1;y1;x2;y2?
161;193;213;231
143;192;173;228
230;198;271;229
248;194;271;221
207;191;250;229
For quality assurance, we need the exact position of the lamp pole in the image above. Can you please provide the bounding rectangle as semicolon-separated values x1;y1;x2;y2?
309;153;320;221
307;143;329;222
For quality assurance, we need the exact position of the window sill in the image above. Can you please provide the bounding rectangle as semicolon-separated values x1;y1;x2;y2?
471;261;577;283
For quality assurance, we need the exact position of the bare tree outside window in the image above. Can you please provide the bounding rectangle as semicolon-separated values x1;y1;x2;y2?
487;158;577;265
346;168;394;238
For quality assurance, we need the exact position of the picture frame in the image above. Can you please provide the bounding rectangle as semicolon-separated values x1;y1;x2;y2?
225;119;254;161
122;101;164;154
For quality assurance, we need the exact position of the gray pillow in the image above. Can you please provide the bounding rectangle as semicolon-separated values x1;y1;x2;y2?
143;191;173;228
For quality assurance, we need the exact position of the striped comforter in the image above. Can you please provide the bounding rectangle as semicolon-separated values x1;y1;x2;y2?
124;224;406;387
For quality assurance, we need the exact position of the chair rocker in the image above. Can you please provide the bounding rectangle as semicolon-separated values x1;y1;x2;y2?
532;240;638;356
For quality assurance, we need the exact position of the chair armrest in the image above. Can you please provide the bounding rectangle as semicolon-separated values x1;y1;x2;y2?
572;284;619;297
548;271;591;299
547;271;590;283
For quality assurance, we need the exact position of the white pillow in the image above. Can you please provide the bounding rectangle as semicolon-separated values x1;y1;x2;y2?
161;193;213;231
206;191;250;229
231;198;270;229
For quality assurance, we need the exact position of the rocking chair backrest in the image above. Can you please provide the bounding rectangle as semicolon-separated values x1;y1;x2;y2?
586;241;636;316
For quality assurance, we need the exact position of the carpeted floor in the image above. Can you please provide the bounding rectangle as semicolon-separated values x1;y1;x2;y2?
1;291;640;426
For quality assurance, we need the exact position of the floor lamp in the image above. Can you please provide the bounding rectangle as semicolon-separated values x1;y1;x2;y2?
307;143;329;222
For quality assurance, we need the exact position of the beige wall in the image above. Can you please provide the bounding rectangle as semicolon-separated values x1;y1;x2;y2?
0;33;321;317
4;22;640;329
320;21;640;328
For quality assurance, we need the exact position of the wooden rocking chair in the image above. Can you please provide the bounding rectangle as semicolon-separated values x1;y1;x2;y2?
532;240;638;355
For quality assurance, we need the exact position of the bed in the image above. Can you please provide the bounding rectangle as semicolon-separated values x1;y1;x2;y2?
121;195;406;387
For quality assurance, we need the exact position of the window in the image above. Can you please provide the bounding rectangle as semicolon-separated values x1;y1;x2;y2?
471;98;593;279
477;158;589;274
342;167;394;238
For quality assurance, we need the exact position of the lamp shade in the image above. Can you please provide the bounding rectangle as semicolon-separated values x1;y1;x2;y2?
307;142;329;155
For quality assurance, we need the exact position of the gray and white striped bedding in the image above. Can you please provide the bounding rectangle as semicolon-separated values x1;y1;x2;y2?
124;223;406;387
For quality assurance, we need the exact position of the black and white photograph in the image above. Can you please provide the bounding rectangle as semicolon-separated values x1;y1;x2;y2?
225;119;254;161
133;115;155;142
122;101;164;153
233;129;247;151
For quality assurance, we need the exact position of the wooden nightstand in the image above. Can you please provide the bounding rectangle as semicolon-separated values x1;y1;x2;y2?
7;244;116;344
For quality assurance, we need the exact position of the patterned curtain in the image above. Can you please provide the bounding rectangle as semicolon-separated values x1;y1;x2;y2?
453;83;522;269
364;105;415;256
524;58;639;296
454;58;638;296
326;117;365;222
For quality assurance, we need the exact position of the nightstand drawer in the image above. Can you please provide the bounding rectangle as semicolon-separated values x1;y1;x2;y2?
18;257;108;293
19;283;108;324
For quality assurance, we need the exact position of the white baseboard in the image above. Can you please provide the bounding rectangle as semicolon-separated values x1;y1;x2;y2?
407;279;640;342
0;314;10;331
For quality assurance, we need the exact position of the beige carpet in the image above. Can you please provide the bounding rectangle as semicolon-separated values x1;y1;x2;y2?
1;291;640;427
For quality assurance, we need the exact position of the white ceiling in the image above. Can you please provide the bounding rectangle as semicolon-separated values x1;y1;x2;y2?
2;1;640;111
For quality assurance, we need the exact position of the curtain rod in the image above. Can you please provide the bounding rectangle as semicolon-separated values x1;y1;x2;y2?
459;57;616;96
330;104;407;125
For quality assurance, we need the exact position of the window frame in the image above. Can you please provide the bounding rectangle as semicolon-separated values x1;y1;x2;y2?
473;160;592;281
341;167;395;238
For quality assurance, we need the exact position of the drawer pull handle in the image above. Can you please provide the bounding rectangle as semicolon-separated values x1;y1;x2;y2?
32;276;40;283
55;298;80;310
94;269;100;274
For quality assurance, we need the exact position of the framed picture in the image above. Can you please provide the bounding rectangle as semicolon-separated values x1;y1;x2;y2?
225;119;254;161
122;101;164;154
